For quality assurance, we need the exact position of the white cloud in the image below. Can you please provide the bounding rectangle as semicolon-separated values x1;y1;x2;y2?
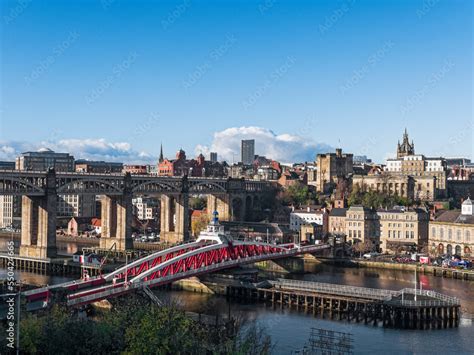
195;126;333;164
0;138;155;164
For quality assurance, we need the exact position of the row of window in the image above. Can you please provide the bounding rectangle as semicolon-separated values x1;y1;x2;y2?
387;223;415;228
387;230;415;239
431;227;471;242
348;230;362;239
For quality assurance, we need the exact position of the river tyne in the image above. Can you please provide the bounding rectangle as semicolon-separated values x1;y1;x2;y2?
1;240;473;354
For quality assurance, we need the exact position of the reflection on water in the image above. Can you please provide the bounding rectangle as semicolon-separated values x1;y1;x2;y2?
1;238;473;354
154;289;474;355
0;237;92;256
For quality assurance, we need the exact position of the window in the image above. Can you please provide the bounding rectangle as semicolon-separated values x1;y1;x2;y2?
431;227;436;238
448;229;453;240
457;230;462;241
466;230;471;242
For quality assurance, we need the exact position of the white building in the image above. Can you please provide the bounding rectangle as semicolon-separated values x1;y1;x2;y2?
0;195;21;229
132;197;159;220
290;206;327;231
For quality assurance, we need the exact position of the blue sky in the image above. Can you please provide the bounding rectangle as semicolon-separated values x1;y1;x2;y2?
0;0;472;163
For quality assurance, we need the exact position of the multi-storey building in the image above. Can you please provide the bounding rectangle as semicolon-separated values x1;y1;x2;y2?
289;206;328;233
0;161;15;170
328;208;347;236
241;139;255;166
15;148;75;171
158;149;225;177
57;194;97;217
352;172;415;199
345;206;379;248
132;197;159;220
316;148;353;193
0;195;21;228
75;159;123;173
123;164;148;175
353;130;448;201
377;207;429;253
10;149;96;219
429;197;473;257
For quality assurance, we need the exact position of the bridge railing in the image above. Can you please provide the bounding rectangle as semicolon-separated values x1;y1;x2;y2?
385;288;460;306
272;279;397;301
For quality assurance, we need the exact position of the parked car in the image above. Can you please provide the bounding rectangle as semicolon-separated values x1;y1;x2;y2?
363;252;380;259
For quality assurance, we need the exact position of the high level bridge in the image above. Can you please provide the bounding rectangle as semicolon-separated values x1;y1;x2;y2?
0;169;272;258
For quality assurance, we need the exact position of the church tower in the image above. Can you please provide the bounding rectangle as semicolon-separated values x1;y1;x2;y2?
397;128;415;158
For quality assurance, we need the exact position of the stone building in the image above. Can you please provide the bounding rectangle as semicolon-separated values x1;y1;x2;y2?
352;172;415;199
429;197;474;257
316;148;353;193
158;149;225;177
377;207;429;254
352;130;448;201
396;128;415;158
328;208;347;236
345;206;379;248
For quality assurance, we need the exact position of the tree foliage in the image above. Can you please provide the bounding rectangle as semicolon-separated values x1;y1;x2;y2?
191;213;210;237
3;295;272;354
189;196;207;211
348;184;411;209
281;185;318;207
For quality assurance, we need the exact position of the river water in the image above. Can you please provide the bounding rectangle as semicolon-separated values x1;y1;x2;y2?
1;239;473;354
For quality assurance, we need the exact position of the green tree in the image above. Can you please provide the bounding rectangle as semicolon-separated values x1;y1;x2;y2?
282;185;317;206
189;196;207;210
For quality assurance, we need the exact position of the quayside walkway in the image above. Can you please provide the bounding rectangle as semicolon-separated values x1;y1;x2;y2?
227;279;461;330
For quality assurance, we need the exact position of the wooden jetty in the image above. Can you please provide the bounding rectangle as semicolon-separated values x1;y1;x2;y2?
226;279;461;330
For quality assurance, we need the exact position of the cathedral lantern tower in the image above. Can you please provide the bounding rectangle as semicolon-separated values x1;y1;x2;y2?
397;128;415;158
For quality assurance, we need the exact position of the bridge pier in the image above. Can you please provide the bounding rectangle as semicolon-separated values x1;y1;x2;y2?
99;173;133;251
207;194;231;221
20;169;57;258
99;194;133;251
160;194;189;244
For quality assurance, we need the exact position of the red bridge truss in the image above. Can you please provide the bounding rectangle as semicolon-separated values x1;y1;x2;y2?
23;240;330;308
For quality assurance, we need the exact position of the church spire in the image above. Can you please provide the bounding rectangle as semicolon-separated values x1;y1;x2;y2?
159;143;164;163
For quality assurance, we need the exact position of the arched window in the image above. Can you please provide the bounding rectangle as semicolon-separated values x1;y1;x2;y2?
447;244;453;255
455;245;462;256
465;246;471;257
438;243;444;254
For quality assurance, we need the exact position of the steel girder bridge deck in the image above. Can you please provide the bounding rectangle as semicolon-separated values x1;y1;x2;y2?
23;239;330;308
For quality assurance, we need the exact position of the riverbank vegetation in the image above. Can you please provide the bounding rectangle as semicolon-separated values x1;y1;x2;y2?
2;295;271;354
